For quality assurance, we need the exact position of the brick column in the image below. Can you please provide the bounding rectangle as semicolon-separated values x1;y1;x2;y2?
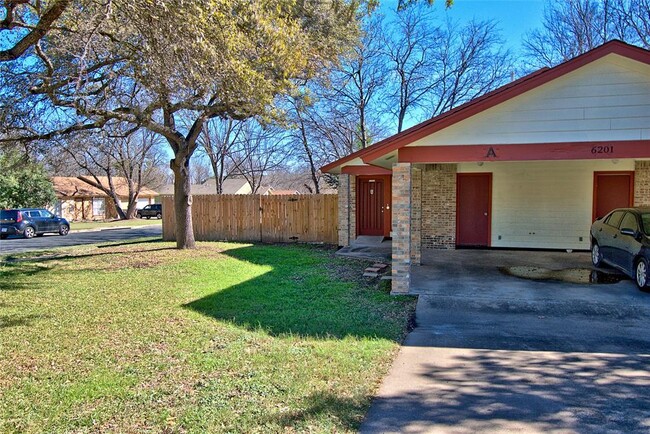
337;174;356;246
391;163;412;294
411;165;422;265
635;161;650;207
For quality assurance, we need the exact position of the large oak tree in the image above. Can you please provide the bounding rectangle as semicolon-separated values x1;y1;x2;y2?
3;0;360;248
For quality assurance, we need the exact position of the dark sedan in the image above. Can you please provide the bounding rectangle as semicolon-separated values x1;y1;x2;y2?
590;207;650;289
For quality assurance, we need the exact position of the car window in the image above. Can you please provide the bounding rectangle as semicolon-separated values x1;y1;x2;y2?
619;212;639;232
605;211;625;228
642;213;650;235
144;205;152;210
0;210;18;221
41;210;54;218
27;210;42;218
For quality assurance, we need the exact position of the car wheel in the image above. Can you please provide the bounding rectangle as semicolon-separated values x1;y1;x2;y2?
0;234;7;240
156;213;162;219
23;226;36;239
635;259;648;290
59;224;70;236
591;242;603;267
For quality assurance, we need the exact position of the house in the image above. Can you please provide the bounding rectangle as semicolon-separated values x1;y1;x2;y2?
157;177;252;195
52;176;158;221
257;186;275;195
322;40;650;294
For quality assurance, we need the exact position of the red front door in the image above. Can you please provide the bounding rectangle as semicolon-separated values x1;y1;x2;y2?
593;171;634;220
456;173;492;247
357;176;391;236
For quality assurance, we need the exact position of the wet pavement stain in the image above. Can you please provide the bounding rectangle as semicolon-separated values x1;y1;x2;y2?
499;266;626;285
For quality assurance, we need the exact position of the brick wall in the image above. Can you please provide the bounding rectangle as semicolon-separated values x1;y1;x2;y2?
337;174;356;246
635;161;650;207
421;164;457;249
411;165;422;265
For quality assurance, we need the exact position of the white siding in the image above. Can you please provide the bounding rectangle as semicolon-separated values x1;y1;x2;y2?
458;159;635;249
409;55;650;147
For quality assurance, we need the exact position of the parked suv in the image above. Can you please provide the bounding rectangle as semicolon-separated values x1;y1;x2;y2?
0;208;70;239
136;204;162;219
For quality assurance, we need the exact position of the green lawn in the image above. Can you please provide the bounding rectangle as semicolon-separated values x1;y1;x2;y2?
0;241;415;433
70;218;162;231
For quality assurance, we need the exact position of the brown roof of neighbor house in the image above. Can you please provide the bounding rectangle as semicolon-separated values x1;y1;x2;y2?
52;176;158;198
157;177;251;195
269;189;301;195
322;40;650;173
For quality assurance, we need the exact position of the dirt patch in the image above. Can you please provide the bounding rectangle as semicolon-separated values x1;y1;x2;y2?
499;266;626;285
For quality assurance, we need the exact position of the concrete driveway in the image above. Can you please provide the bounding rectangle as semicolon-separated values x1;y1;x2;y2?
361;250;650;433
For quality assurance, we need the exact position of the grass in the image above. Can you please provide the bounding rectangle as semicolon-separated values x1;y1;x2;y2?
70;218;162;231
0;240;415;433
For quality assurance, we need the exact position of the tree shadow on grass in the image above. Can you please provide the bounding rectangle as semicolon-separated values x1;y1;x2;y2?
0;313;50;329
184;244;413;341
0;263;51;291
96;238;165;249
265;391;368;432
0;244;175;290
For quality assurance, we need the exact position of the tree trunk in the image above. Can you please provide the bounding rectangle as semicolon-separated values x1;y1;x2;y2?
171;157;195;249
125;196;139;219
298;116;320;194
108;192;127;220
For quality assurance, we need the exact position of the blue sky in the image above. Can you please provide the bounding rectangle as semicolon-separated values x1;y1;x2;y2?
383;0;546;55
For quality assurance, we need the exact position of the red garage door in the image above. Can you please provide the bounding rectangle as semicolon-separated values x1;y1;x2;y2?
593;172;634;220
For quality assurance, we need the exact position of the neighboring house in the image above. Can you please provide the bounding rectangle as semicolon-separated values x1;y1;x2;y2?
322;41;650;294
257;186;275;195
52;177;158;221
158;177;252;196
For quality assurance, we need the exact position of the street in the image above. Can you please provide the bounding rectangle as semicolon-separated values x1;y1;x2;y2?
0;225;162;255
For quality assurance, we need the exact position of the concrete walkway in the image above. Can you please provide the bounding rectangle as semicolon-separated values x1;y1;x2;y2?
361;250;650;433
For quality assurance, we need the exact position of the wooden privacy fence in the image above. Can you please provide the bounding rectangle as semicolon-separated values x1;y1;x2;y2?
161;194;338;244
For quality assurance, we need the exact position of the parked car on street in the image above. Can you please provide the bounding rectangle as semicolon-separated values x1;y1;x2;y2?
0;208;70;239
590;207;650;289
136;203;162;219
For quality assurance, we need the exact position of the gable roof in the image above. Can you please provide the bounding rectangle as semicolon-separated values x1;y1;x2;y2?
322;40;650;173
53;176;158;198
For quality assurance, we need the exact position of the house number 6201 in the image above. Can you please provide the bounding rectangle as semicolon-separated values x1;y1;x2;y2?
591;145;614;154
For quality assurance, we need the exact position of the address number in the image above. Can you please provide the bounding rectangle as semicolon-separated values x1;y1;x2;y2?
591;145;614;154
